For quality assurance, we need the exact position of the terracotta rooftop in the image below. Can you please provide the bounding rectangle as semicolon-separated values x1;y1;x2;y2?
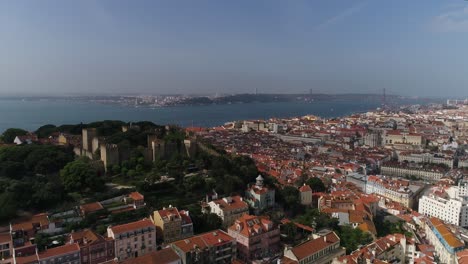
289;232;340;260
119;248;180;264
157;207;181;221
11;213;49;231
109;219;154;235
211;195;248;211
429;217;464;249
38;243;80;259
69;229;104;245
80;202;104;214
228;214;275;237
171;230;234;253
299;184;312;192
128;192;144;201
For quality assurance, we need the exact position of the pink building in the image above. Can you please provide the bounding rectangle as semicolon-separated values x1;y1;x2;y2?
227;214;281;263
107;219;156;261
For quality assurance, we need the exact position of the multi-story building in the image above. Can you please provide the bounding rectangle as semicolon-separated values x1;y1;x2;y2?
298;184;313;206
68;229;115;264
204;195;249;228
425;217;464;264
0;233;13;264
419;181;468;227
107;219;156;261
37;243;81;264
384;130;423;146
283;231;345;264
171;230;236;264
380;163;446;182
365;175;423;208
151;206;193;243
245;175;275;213
227;214;281;262
398;152;454;168
363;131;382;147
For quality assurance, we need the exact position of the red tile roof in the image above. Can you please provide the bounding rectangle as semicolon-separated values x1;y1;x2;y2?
38;243;80;259
128;192;144;201
109;219;154;235
171;230;234;253
80;202;104;214
299;184;312;192
290;232;340;260
119;248;180;264
211;195;249;211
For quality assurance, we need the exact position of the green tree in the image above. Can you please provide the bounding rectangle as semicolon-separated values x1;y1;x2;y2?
0;192;17;222
60;158;104;193
280;186;300;206
1;128;28;143
338;225;373;254
306;177;326;193
35;124;57;138
192;213;222;234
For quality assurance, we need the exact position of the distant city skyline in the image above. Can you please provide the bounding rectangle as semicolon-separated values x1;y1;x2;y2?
1;0;468;97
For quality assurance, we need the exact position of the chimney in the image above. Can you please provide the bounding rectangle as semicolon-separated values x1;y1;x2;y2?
323;236;327;242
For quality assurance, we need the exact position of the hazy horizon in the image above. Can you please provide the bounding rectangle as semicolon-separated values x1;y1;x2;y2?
1;0;468;97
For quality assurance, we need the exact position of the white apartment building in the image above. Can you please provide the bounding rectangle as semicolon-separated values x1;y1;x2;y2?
419;181;468;227
205;195;249;228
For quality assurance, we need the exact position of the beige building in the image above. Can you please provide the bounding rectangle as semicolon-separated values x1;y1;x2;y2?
384;130;423;145
299;184;313;206
107;219;156;261
205;195;249;228
380;164;446;182
151;206;193;243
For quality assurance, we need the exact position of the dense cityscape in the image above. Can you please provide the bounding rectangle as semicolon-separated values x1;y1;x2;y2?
0;99;466;264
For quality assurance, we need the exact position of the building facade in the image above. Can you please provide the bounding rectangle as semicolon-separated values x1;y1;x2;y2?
245;175;275;213
380;164;445;182
365;175;423;208
425;217;464;264
227;214;281;262
419;181;468;227
68;229;115;264
107;219;156;261
205;196;249;228
151;206;193;243
298;184;313;206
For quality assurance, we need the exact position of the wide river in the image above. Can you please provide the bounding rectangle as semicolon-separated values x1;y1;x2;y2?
0;98;412;132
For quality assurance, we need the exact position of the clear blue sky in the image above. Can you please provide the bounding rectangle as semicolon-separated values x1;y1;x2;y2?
0;0;467;97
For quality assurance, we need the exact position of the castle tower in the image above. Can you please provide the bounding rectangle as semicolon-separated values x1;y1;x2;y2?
82;128;97;152
100;143;119;171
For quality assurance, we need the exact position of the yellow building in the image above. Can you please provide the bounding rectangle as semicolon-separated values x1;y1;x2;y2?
151;206;193;243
